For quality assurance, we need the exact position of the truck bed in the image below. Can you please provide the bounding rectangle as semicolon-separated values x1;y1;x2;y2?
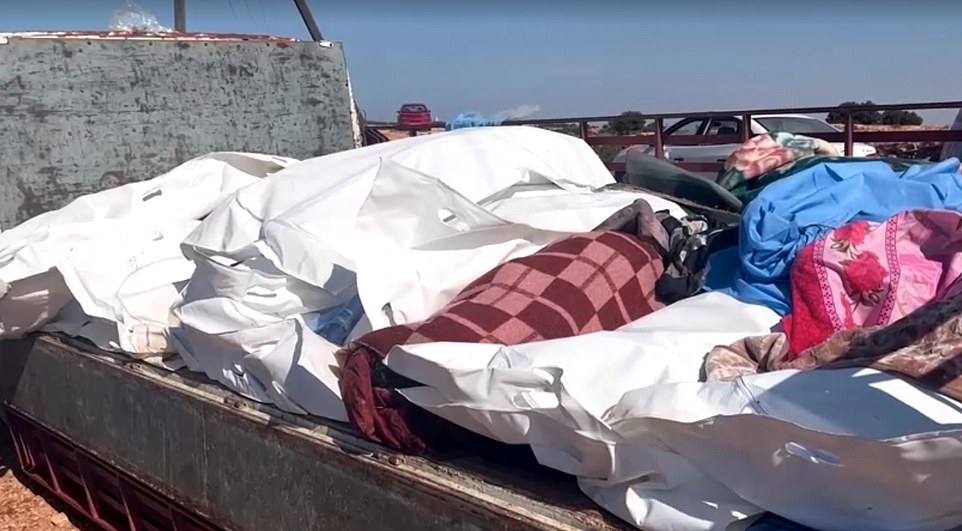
1;335;631;531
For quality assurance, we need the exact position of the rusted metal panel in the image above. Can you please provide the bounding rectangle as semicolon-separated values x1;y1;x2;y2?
0;33;356;229
944;109;962;161
0;336;629;531
502;100;962;125
6;408;220;531
587;133;743;146
592;130;962;146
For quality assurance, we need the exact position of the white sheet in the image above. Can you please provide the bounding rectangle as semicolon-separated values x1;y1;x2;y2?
385;292;780;480
0;152;293;355
603;368;962;531
173;126;678;422
387;289;962;530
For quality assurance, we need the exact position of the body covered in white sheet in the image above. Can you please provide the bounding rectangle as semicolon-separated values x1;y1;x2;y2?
387;288;962;531
595;367;962;531
0;153;294;361
172;126;684;422
384;292;780;479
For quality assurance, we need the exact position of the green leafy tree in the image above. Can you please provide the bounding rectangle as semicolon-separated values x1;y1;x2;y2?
606;111;650;135
881;109;924;126
826;101;882;125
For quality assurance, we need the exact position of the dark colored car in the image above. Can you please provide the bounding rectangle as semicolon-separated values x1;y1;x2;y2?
397;102;433;130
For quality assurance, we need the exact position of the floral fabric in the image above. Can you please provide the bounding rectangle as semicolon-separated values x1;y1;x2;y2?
704;287;962;404
706;157;962;316
781;209;962;357
717;132;838;192
724;155;927;205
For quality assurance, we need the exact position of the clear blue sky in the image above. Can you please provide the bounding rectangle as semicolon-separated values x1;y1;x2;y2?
3;0;960;124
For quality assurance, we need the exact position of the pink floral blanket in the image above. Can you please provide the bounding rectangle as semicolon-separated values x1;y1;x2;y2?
782;209;962;357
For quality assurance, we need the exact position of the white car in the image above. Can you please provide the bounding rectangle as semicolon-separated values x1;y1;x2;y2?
612;113;877;178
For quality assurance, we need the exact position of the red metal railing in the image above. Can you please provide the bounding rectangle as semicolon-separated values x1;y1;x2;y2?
371;100;962;174
502;100;962;173
5;407;222;531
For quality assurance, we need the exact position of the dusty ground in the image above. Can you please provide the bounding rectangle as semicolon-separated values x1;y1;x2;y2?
0;422;93;531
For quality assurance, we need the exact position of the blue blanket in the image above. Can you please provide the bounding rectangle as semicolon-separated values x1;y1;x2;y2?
303;294;365;346
445;112;503;131
705;158;962;315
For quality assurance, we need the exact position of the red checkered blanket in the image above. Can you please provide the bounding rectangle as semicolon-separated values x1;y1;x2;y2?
339;203;666;454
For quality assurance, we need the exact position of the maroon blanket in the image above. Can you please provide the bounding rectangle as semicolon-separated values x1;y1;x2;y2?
339;211;666;454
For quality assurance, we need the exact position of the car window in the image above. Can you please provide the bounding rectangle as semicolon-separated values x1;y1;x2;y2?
401;105;427;113
706;117;741;135
666;119;704;136
756;117;837;134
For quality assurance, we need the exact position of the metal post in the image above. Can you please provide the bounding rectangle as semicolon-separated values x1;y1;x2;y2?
654;118;665;159
740;114;751;142
578;121;589;141
293;0;324;42
174;0;186;32
844;112;854;156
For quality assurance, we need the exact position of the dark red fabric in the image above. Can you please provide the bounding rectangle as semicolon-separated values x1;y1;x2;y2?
781;242;838;360
339;230;665;454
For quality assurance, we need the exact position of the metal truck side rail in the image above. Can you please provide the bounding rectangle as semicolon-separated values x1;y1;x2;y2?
371;100;962;173
506;100;962;173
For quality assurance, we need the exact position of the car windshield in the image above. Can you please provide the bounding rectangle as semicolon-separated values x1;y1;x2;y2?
756;117;837;134
402;105;427;113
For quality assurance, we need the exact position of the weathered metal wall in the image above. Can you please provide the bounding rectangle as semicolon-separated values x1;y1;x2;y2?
0;33;357;228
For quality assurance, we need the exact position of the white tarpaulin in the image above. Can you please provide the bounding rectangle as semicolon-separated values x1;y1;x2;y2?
386;293;962;530
172;126;685;422
384;289;962;531
0;152;294;362
384;292;780;481
598;368;962;531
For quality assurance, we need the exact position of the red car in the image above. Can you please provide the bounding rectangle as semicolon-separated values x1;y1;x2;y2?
397;102;433;130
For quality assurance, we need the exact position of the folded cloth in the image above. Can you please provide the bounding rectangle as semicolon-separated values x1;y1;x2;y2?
704;286;962;403
339;201;667;454
717;132;839;197
782;209;962;357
